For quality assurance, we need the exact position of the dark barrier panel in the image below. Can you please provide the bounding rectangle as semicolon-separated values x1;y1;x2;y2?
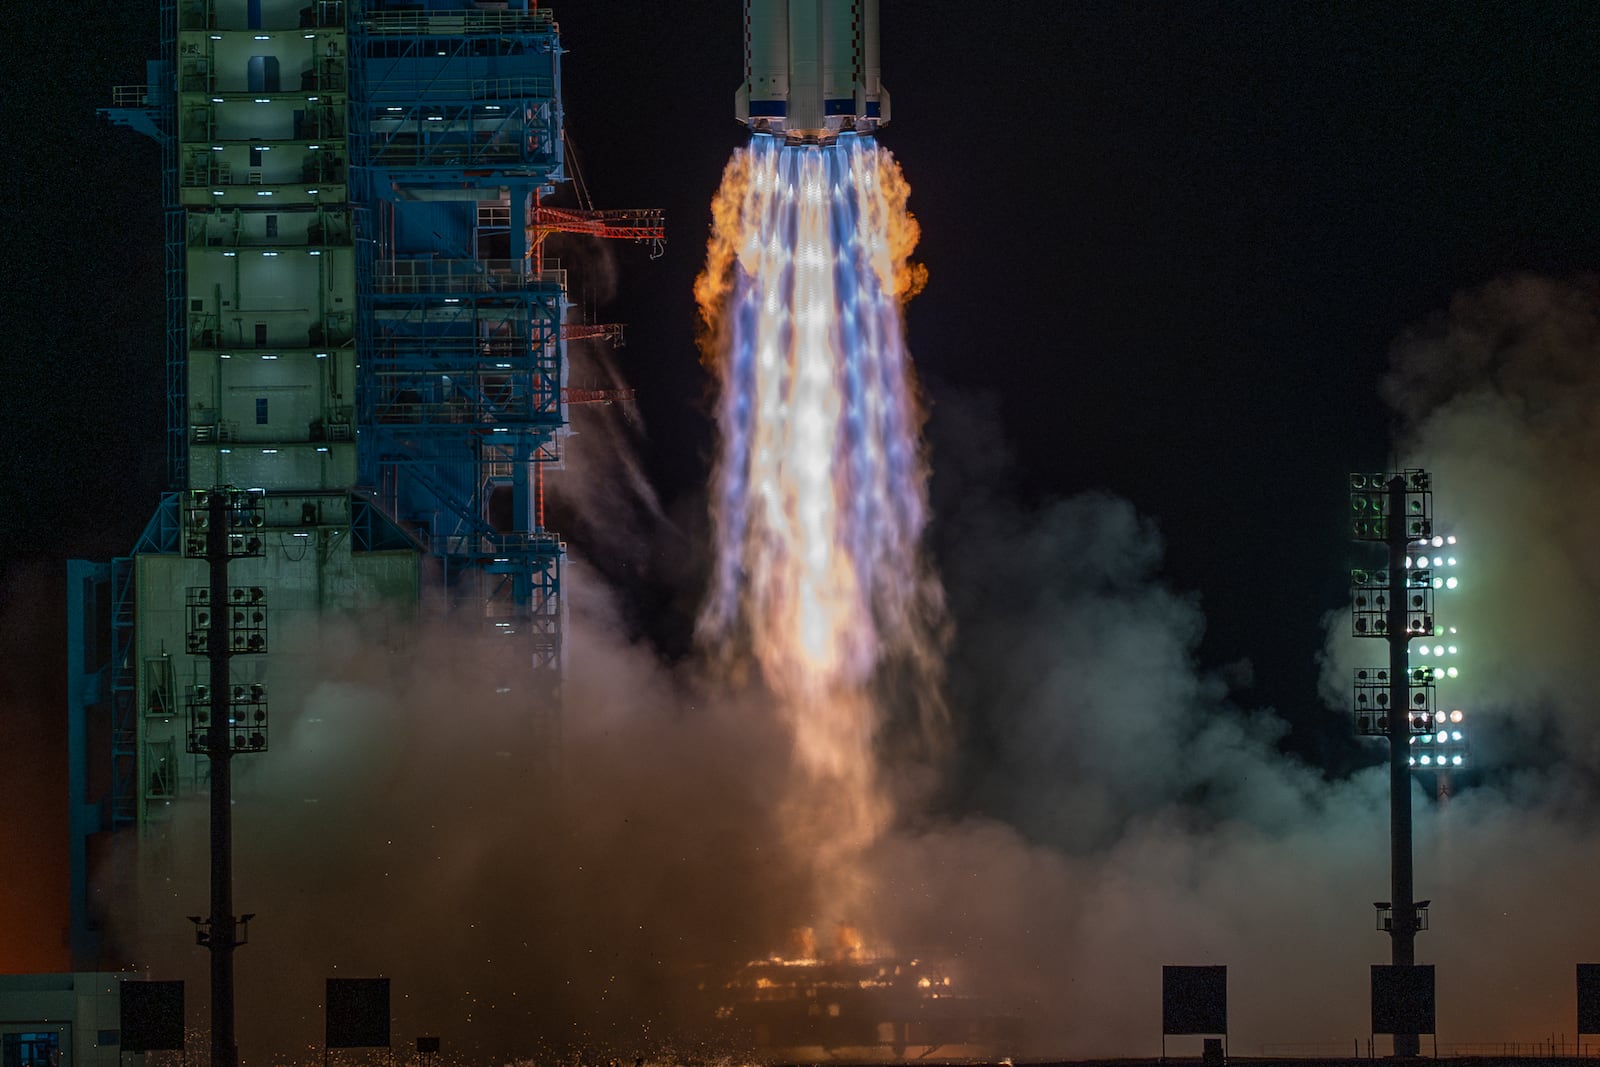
120;980;185;1052
326;977;391;1049
1163;965;1227;1035
1578;964;1600;1034
1371;964;1435;1035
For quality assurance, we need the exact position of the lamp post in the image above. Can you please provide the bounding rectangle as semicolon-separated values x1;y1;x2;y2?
1349;470;1435;1057
183;487;270;1067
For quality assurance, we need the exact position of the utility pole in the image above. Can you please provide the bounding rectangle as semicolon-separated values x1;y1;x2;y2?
183;488;270;1067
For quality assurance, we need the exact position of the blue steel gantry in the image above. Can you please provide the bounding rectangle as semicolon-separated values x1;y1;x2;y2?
74;0;673;969
351;0;569;716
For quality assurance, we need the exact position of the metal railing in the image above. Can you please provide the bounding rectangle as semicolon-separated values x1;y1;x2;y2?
366;76;554;103
373;259;565;294
371;401;558;426
435;531;564;558
362;9;555;36
180;0;341;30
111;84;155;107
1438;1040;1600;1058
191;421;239;443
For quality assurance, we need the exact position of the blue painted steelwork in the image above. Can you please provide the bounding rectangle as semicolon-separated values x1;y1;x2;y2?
350;492;423;552
111;495;185;830
65;494;181;964
100;3;186;490
65;561;109;967
351;0;567;703
160;0;187;490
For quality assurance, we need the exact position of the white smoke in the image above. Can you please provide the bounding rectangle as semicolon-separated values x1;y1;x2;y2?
841;295;1600;1057
1378;273;1600;770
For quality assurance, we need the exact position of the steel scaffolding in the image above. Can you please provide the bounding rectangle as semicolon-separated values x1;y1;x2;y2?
351;0;568;736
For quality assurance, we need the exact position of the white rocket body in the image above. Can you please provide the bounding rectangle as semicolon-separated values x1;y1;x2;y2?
736;0;890;144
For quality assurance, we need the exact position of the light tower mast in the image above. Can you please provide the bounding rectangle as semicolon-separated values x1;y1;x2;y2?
182;487;270;1067
1350;469;1439;1057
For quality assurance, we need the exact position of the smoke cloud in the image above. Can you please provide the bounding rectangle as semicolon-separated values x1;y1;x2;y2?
1379;273;1600;771
113;576;815;1063
105;274;1600;1062
855;310;1600;1054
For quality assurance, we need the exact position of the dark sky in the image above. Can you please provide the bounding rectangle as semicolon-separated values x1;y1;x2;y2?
555;1;1600;764
6;0;1600;970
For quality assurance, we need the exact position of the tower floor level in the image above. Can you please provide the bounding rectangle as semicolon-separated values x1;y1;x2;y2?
80;0;574;969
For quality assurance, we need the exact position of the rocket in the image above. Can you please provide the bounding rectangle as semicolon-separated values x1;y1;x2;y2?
736;0;891;145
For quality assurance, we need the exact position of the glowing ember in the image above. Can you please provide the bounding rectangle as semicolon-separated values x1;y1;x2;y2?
697;132;941;927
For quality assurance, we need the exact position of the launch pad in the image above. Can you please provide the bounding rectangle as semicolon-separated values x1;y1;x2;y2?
704;951;1021;1062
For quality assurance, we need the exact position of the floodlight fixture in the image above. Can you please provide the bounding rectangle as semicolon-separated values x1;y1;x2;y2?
185;486;266;559
1354;668;1436;734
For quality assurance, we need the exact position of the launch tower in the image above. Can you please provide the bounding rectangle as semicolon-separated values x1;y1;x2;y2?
72;0;613;966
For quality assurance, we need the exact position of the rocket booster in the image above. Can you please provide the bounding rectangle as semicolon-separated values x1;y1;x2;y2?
736;0;890;144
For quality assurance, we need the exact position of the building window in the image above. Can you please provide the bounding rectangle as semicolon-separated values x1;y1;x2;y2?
250;147;263;167
265;214;278;237
256;398;269;425
3;1032;61;1067
255;323;268;347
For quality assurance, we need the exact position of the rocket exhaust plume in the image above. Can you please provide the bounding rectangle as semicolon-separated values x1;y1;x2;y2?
696;130;940;935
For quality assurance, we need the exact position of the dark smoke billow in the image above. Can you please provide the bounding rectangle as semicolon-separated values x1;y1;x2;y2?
111;578;815;1063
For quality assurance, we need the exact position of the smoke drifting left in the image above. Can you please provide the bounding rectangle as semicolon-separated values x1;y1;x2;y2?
109;578;820;1062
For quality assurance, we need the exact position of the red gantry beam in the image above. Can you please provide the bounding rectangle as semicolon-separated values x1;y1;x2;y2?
562;388;636;407
531;207;665;253
560;322;626;345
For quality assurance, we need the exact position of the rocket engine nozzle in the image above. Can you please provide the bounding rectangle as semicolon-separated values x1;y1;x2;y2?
736;0;890;145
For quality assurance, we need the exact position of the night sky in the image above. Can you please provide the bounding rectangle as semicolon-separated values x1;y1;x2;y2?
556;1;1600;764
6;0;1600;1045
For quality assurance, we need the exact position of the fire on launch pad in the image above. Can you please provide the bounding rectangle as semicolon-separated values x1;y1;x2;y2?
693;0;1000;1056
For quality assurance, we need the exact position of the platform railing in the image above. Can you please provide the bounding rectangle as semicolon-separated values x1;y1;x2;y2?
362;8;554;36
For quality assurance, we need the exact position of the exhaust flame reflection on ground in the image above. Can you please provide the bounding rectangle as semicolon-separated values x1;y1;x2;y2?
696;133;940;937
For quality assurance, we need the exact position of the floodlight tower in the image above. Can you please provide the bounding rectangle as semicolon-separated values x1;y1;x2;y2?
183;486;270;1067
1349;470;1436;1058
